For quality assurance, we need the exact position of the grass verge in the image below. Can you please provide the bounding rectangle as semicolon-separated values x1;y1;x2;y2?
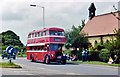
0;62;22;68
17;54;26;57
72;61;120;67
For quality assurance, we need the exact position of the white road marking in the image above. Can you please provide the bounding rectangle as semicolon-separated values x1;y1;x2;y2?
26;73;35;75
66;73;76;75
40;68;45;69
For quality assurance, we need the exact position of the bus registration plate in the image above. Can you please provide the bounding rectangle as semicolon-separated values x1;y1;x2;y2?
57;56;62;59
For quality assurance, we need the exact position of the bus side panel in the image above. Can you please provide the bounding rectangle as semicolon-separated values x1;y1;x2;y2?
37;52;45;62
27;52;38;61
27;51;47;62
27;52;33;60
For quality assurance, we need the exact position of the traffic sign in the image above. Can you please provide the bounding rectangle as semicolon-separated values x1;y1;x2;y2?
6;46;14;54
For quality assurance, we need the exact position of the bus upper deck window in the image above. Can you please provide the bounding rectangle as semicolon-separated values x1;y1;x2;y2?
35;33;37;37
62;32;64;36
39;32;41;36
58;31;64;36
28;34;31;38
46;30;49;35
37;32;40;37
43;31;46;36
50;31;57;35
32;33;34;38
41;32;43;36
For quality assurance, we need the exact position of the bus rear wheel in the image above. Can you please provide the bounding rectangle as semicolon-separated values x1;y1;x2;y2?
44;56;50;64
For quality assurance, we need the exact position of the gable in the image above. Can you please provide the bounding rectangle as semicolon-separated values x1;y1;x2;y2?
81;12;118;37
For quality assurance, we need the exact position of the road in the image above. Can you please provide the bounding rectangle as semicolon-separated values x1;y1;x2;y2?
1;57;119;75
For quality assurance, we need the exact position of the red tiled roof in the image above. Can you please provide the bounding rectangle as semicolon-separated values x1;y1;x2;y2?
81;12;119;37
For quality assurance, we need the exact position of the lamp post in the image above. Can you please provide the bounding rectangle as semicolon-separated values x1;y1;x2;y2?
30;4;45;28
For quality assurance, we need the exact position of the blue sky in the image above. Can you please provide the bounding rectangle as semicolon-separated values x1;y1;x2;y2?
1;0;120;45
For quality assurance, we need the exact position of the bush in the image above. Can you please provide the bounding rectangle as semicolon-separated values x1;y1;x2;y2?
96;44;105;50
76;50;82;60
63;49;71;55
99;49;110;62
89;50;100;61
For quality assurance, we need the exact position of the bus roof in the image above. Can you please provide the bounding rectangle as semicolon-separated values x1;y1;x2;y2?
29;27;64;34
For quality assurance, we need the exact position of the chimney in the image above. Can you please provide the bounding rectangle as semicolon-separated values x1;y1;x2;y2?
88;3;96;20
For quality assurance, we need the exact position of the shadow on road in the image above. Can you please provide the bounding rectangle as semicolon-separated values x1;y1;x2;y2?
34;61;79;65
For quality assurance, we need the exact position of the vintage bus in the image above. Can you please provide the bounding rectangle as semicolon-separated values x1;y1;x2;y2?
26;27;66;64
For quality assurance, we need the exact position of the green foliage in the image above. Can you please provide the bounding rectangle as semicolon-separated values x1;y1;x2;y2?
63;49;72;55
110;29;120;63
94;43;105;50
92;42;110;62
0;30;25;54
65;20;88;49
1;30;24;47
2;46;7;50
85;29;120;63
0;62;22;68
99;49;110;62
89;50;100;61
100;29;120;63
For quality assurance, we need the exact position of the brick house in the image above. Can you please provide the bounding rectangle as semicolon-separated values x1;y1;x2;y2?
81;3;119;47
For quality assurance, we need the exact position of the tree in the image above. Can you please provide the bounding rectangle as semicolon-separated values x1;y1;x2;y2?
1;30;24;47
65;20;88;50
101;29;120;63
110;29;120;63
0;30;24;54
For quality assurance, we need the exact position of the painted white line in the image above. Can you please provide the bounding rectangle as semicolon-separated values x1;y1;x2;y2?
66;72;82;75
66;73;76;75
27;73;35;75
40;68;45;69
13;70;28;73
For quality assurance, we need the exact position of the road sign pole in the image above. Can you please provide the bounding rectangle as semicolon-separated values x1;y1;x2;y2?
9;58;12;63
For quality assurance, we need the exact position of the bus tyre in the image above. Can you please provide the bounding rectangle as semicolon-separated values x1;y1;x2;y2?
45;56;50;64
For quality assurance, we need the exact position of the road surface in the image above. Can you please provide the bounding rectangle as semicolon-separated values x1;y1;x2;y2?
1;57;119;75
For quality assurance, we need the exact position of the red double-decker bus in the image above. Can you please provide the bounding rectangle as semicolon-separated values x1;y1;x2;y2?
26;27;66;64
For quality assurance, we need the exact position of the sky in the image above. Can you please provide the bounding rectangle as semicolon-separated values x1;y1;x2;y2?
1;0;120;45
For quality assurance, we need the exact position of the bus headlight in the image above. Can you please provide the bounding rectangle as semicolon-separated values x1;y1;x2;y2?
51;54;54;57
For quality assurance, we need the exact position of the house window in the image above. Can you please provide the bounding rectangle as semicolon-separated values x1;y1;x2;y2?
106;40;109;43
94;40;98;44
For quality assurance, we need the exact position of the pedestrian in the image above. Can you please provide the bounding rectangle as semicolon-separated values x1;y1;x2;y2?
82;48;85;62
108;57;113;64
85;49;90;61
72;54;77;61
